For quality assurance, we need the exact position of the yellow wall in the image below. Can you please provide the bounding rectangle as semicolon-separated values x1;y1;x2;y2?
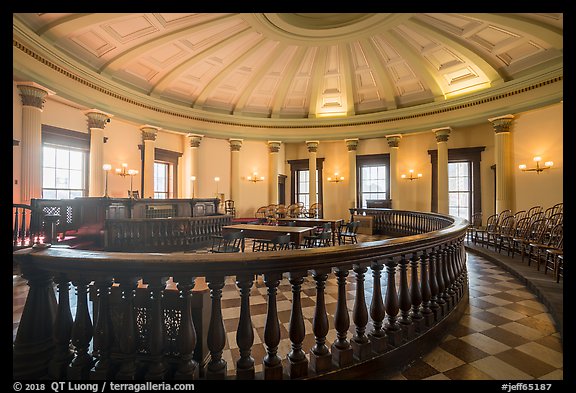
12;81;563;222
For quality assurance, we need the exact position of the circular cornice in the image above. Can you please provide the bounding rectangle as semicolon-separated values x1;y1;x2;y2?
13;19;563;142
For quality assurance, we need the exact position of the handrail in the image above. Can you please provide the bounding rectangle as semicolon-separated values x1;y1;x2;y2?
13;210;470;380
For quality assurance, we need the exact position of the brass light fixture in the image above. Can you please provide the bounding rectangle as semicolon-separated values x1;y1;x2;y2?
519;156;553;174
327;172;344;183
401;169;422;181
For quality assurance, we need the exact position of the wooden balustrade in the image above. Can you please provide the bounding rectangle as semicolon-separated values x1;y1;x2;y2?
13;210;469;380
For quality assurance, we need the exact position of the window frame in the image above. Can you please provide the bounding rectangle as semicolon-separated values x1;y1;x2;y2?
356;154;390;208
288;158;324;210
448;161;472;220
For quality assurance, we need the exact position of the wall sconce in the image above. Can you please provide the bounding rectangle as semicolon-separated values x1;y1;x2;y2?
247;172;264;183
519;156;553;174
327;172;344;183
190;175;196;198
102;164;112;197
214;177;220;194
401;169;422;181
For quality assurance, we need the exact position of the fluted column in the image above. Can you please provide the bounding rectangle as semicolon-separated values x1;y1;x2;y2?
229;139;242;203
434;127;451;214
345;139;359;209
185;134;203;198
386;135;402;209
85;110;112;197
17;82;54;203
141;126;160;198
306;141;319;207
268;141;281;205
489;115;515;213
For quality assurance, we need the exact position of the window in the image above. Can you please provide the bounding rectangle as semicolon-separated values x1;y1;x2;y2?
288;158;324;212
448;162;471;220
154;161;171;199
295;169;319;209
42;146;87;199
41;125;90;200
356;154;390;208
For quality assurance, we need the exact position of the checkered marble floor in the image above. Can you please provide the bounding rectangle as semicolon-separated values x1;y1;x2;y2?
13;234;563;380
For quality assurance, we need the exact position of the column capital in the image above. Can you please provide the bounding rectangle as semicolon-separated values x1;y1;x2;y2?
345;138;359;151
386;134;402;148
229;138;243;152
268;141;282;153
141;125;160;141
433;127;452;143
488;114;515;133
187;133;204;148
85;109;113;130
306;140;319;153
17;82;55;110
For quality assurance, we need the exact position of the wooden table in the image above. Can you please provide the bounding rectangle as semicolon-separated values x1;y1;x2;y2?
277;218;344;246
222;224;315;248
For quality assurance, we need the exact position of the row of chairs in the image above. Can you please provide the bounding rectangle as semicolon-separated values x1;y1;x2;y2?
468;203;563;282
255;203;322;224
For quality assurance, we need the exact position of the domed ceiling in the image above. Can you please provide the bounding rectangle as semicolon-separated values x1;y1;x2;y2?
13;13;563;140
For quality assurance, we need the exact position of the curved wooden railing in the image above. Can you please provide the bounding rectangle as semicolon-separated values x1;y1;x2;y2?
13;210;469;380
350;208;452;236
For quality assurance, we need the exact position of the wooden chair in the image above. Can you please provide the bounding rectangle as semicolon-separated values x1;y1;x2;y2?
486;209;512;250
303;222;332;248
518;218;549;264
297;202;307;217
304;203;321;218
473;213;498;247
494;215;516;254
286;204;300;218
275;204;287;219
338;221;360;245
527;222;562;271
255;206;267;223
210;230;245;253
224;200;236;217
265;204;278;224
252;233;295;251
544;243;563;282
466;212;482;244
526;205;543;218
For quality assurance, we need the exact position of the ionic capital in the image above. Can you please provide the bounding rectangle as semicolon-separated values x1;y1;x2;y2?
488;114;515;134
268;141;282;153
306;140;319;153
141;125;160;142
85;109;113;130
345;138;359;151
229;138;243;152
433;127;452;143
386;134;402;148
17;82;54;110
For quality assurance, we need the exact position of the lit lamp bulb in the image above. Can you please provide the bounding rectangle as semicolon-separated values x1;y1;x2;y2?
544;161;554;168
518;164;527;170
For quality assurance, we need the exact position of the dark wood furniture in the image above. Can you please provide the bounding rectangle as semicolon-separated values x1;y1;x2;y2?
222;223;314;249
277;217;344;246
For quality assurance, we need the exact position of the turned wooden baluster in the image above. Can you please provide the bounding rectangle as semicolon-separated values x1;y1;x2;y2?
435;247;447;317
419;250;434;327
235;274;255;380
441;247;455;310
68;279;93;379
145;277;168;379
115;278;138;380
263;273;283;379
369;260;387;353
49;274;74;379
351;264;371;360
205;275;227;379
310;269;331;374
428;248;440;321
410;252;424;332
90;277;114;380
398;254;414;340
455;241;465;297
287;271;308;378
448;244;461;302
384;257;401;347
174;275;198;380
332;267;353;367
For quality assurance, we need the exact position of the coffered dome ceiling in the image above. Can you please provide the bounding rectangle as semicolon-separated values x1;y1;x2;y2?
13;13;563;141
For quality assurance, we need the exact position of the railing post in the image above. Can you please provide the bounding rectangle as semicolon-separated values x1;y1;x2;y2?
143;277;168;379
384;256;402;347
173;275;199;380
68;278;94;379
398;254;414;341
428;248;440;322
263;272;283;379
410;252;424;333
90;277;114;380
114;277;139;380
441;246;455;310
287;271;309;379
205;275;227;379
351;263;372;360
310;269;332;374
235;274;255;380
48;274;74;379
435;247;448;317
331;267;353;367
419;250;434;328
368;259;387;354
